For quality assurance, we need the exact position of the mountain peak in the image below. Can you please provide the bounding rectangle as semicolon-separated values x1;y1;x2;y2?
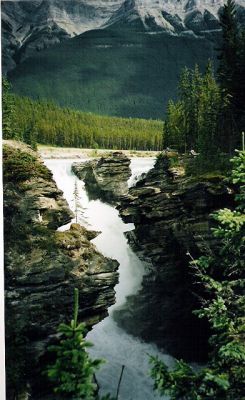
104;0;229;33
2;0;245;73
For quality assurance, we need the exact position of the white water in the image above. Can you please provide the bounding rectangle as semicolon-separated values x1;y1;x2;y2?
44;158;172;400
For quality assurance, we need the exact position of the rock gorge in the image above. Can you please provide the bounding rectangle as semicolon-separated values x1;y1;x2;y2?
3;141;119;398
116;154;235;361
3;144;238;397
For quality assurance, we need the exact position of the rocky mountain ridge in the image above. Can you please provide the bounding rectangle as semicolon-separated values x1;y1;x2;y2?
1;0;122;72
2;0;245;72
104;0;227;33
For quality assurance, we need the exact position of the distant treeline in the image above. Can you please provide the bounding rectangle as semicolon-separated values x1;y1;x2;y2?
11;95;164;151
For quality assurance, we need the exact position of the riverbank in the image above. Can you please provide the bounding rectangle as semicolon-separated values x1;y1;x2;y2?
38;145;159;159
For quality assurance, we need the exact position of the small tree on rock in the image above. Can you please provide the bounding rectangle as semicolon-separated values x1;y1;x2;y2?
47;288;104;399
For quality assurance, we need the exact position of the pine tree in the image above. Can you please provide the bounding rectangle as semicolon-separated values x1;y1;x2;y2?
23;120;38;150
235;29;245;134
165;62;225;164
2;78;16;139
217;0;245;149
197;60;223;156
164;100;185;152
46;289;104;399
218;0;238;95
178;67;192;151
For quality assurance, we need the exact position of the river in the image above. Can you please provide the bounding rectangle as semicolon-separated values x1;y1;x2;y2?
44;158;173;400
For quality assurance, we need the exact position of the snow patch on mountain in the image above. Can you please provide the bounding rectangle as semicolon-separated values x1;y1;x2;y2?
104;0;245;33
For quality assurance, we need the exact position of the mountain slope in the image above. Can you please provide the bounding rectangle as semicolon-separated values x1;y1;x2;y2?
9;28;217;120
1;0;122;72
4;0;245;120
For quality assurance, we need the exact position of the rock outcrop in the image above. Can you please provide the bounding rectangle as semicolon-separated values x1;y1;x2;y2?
116;154;235;361
72;152;131;203
3;141;119;399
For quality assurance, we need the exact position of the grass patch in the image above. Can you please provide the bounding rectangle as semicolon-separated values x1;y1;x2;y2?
3;144;52;183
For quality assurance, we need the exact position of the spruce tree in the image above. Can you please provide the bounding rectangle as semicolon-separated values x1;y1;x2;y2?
164;100;185;152
217;0;245;149
46;289;104;399
218;0;238;95
23;121;38;150
2;78;16;139
236;30;245;134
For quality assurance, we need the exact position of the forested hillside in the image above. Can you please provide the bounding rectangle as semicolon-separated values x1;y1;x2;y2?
4;93;163;151
8;29;216;120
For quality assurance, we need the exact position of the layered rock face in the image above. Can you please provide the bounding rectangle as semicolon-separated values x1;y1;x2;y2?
72;152;131;203
3;141;119;398
116;155;235;361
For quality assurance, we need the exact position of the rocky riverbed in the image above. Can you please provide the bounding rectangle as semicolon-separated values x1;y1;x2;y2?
3;141;119;399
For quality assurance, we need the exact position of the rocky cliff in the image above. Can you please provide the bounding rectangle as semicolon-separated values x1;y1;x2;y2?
72;152;131;203
116;154;235;361
3;141;119;399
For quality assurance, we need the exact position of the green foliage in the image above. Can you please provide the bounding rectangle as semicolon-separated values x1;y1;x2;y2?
47;288;104;399
2;77;16;139
8;29;214;121
3;145;52;183
150;151;245;400
164;100;185;152
186;152;231;176
23;120;38;150
218;0;245;148
218;0;238;94
164;62;226;158
46;289;117;400
231;150;245;208
164;0;245;168
12;95;163;151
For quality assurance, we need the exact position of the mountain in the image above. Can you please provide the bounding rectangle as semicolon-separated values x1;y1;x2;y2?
2;0;245;72
2;0;245;120
1;0;122;72
104;0;221;33
8;27;217;120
